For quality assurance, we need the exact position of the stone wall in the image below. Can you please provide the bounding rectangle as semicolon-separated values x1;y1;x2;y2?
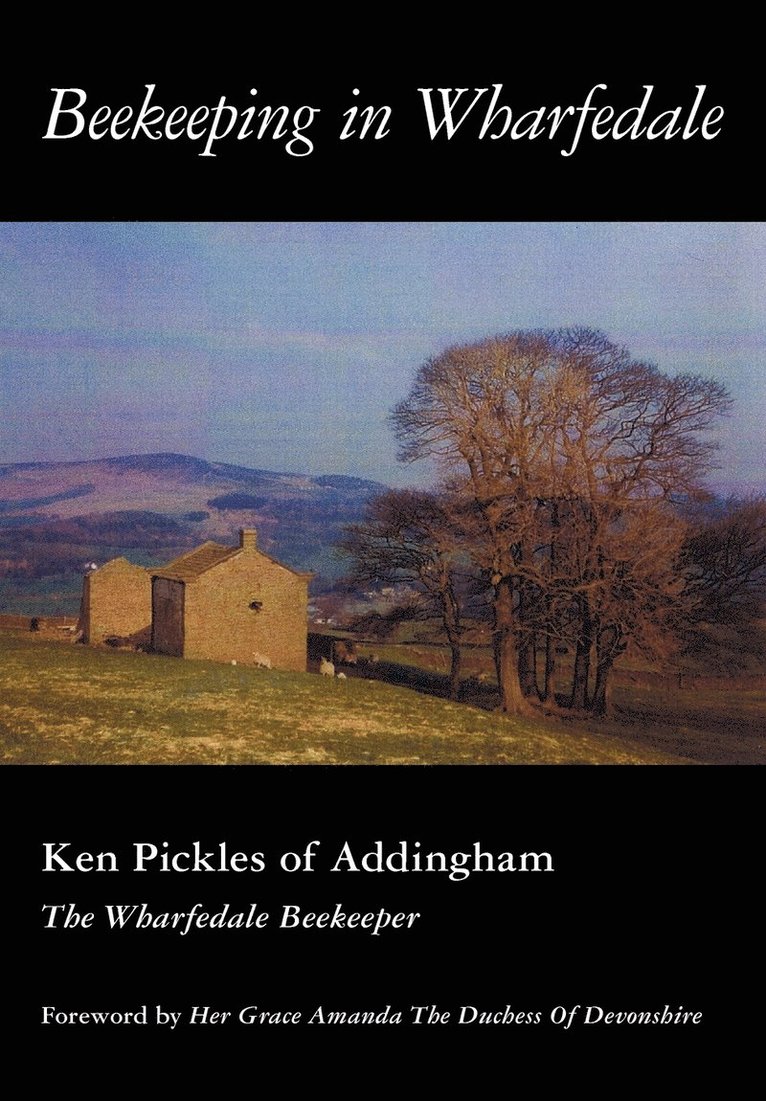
182;549;308;671
0;614;78;630
79;558;152;644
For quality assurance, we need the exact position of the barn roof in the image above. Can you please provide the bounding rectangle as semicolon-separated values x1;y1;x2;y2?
152;541;237;582
152;538;312;583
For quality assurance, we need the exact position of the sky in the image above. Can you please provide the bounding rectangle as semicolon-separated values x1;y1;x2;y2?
0;221;763;491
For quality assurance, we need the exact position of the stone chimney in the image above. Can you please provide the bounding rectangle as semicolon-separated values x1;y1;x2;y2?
239;528;258;551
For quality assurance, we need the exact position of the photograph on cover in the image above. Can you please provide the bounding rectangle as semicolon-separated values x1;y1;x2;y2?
0;220;763;765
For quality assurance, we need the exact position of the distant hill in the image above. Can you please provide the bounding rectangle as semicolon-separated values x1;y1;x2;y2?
0;453;387;614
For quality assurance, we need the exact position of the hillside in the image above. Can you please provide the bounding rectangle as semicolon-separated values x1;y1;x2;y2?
0;632;690;765
0;453;385;613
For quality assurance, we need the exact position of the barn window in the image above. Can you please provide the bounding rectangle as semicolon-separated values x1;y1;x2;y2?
249;600;263;612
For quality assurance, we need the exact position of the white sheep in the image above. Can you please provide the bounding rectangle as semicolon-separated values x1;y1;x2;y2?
253;652;272;669
336;671;346;680
320;657;335;677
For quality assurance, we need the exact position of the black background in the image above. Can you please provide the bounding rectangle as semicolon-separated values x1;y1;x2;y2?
3;27;761;1085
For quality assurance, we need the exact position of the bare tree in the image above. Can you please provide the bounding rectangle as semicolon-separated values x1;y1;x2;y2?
681;497;766;624
392;327;731;715
543;329;731;711
392;331;561;714
549;498;690;713
338;488;470;698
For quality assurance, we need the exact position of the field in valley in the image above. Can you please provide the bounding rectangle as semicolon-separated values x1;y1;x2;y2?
1;631;763;765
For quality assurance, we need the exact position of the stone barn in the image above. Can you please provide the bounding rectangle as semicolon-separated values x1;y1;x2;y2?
78;557;152;645
151;528;311;671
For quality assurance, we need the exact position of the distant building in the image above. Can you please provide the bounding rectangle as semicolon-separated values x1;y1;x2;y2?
78;529;311;671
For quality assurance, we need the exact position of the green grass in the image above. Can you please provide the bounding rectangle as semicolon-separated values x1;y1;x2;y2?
355;641;765;765
0;631;707;766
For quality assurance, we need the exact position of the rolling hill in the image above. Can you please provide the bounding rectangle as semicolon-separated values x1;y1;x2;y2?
0;453;386;614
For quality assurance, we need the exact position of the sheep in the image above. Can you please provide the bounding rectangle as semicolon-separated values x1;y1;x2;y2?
253;652;272;669
333;640;358;666
336;671;347;680
320;657;335;677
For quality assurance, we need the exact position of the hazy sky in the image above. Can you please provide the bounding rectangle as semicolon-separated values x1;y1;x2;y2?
1;221;763;490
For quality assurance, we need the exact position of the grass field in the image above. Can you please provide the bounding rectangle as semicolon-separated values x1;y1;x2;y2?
353;641;766;765
1;631;763;765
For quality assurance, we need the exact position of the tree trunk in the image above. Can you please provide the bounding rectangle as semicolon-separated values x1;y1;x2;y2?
570;641;590;710
448;643;462;701
542;627;556;702
517;630;538;697
494;576;531;715
542;502;559;703
590;659;612;716
516;579;538;697
592;625;622;716
441;586;463;701
570;596;592;710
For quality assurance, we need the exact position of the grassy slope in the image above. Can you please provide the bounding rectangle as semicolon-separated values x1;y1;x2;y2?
360;641;766;766
0;633;693;766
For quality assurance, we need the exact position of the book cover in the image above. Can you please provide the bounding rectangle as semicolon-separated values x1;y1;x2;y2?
2;32;761;1082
